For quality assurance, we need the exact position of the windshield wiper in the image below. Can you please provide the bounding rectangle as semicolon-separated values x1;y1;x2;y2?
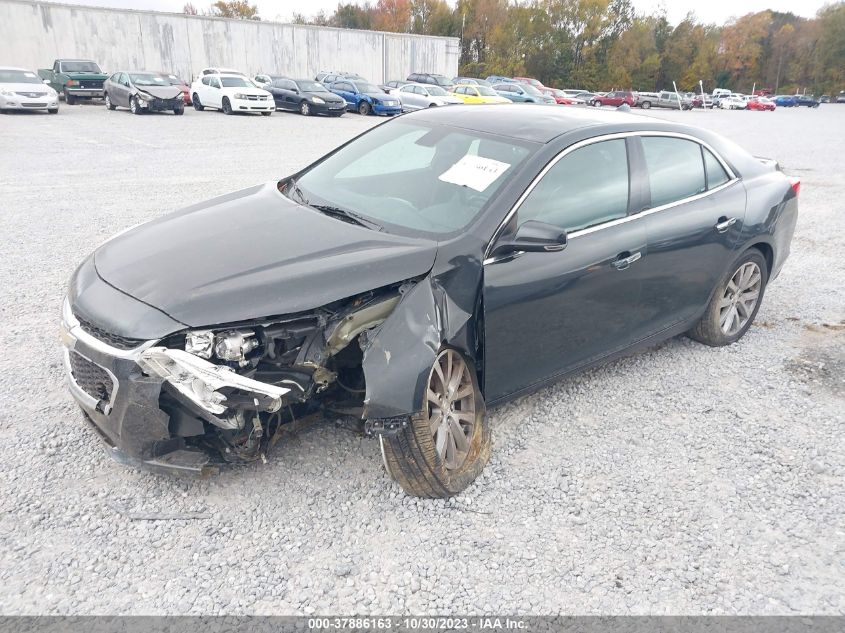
310;204;383;231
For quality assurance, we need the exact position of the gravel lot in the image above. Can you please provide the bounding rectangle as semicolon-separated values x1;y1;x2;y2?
0;102;843;616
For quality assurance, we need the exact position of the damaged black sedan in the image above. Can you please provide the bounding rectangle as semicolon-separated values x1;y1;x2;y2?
62;105;798;497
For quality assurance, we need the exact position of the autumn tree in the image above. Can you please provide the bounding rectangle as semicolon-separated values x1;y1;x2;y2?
373;0;412;32
209;1;260;20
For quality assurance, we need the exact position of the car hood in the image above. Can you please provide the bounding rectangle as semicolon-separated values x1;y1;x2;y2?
93;182;438;327
364;92;392;100
221;87;269;97
135;85;183;99
65;72;108;80
1;82;53;93
306;91;344;102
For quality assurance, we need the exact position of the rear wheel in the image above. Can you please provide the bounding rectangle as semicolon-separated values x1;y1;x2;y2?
358;101;370;116
173;105;184;115
222;97;233;115
689;249;768;347
193;94;204;111
381;348;490;498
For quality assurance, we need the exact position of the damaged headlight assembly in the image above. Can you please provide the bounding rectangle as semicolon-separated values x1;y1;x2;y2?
185;329;258;365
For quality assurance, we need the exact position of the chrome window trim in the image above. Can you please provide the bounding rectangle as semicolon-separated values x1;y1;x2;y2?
483;130;739;263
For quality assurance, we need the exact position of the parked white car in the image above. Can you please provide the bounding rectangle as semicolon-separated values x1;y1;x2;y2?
396;83;463;110
199;67;246;77
0;66;59;113
190;73;274;115
720;95;747;110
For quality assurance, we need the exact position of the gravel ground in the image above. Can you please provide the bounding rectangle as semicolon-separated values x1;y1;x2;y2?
0;103;843;615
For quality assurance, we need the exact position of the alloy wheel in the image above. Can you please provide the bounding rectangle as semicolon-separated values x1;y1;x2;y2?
130;97;138;114
426;349;476;471
719;262;762;336
300;101;310;116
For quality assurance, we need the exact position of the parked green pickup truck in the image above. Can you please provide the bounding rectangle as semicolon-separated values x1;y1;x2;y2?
38;59;108;104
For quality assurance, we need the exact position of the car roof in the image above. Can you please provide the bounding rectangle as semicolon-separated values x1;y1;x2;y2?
406;103;694;143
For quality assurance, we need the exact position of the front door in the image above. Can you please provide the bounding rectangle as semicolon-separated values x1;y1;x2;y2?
483;138;651;402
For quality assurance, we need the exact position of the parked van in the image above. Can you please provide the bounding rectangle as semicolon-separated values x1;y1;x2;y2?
712;88;732;98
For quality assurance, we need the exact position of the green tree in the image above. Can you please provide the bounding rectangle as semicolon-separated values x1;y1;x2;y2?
209;0;260;20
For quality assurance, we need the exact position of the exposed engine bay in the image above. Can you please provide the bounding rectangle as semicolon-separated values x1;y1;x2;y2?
137;280;416;465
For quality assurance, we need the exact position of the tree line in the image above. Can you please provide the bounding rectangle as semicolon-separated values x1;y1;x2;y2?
188;0;845;96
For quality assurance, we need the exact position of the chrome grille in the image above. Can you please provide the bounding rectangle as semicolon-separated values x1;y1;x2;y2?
76;316;144;350
16;91;47;98
68;351;113;403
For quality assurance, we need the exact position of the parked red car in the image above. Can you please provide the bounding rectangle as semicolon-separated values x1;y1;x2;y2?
514;76;545;90
540;87;577;104
592;90;636;107
747;97;776;111
160;72;191;105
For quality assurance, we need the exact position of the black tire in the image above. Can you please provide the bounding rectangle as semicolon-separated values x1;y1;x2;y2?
222;97;232;115
193;94;204;111
688;249;768;347
173;106;184;115
428;102;437;107
299;101;310;116
381;348;491;498
48;107;59;114
105;93;116;110
358;101;370;116
641;100;651;109
64;89;75;105
594;100;603;107
129;96;142;115
261;111;272;116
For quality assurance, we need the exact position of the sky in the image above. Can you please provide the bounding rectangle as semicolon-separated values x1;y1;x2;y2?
53;0;831;27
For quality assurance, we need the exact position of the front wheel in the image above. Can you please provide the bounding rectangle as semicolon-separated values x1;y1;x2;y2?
261;111;272;116
222;97;233;115
641;101;651;109
64;89;75;105
193;94;204;111
299;101;310;116
129;96;142;114
173;106;184;115
688;249;768;347
593;100;602;107
48;107;59;114
380;348;490;498
358;101;370;116
105;93;116;110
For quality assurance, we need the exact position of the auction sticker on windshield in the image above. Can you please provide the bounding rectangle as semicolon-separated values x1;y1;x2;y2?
438;155;511;192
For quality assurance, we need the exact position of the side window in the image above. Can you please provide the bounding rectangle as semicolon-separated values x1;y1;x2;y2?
201;76;211;86
518;139;630;233
109;73;120;83
414;86;426;95
119;73;129;86
703;148;730;189
282;80;297;90
211;77;221;88
641;137;706;207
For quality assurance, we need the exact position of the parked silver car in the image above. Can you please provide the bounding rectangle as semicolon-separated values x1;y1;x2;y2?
0;66;59;113
103;71;186;115
397;83;462;111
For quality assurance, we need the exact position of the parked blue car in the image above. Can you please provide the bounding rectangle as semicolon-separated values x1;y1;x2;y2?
328;80;401;116
794;94;820;107
773;95;798;107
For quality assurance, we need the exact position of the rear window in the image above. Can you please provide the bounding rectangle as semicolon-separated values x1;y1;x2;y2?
641;137;706;207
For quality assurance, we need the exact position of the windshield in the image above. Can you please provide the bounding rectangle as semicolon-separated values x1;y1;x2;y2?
0;69;42;84
221;77;250;88
165;74;185;85
290;121;535;237
427;86;448;96
60;61;101;73
431;75;452;86
298;80;328;92
354;82;382;93
522;84;543;96
477;86;498;97
130;73;168;86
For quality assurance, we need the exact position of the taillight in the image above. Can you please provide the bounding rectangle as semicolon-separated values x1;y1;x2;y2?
790;178;801;197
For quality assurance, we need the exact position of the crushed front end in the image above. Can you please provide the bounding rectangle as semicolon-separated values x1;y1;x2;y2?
61;269;413;476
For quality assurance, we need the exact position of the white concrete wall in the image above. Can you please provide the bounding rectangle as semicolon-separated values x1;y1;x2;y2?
0;0;460;83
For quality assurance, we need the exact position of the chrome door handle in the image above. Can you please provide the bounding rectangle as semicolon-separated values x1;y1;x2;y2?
715;217;737;233
612;251;642;270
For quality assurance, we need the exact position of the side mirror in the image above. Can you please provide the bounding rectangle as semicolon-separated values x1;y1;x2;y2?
491;220;567;257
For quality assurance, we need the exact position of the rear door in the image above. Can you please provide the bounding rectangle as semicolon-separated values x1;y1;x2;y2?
633;134;747;333
483;137;651;402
